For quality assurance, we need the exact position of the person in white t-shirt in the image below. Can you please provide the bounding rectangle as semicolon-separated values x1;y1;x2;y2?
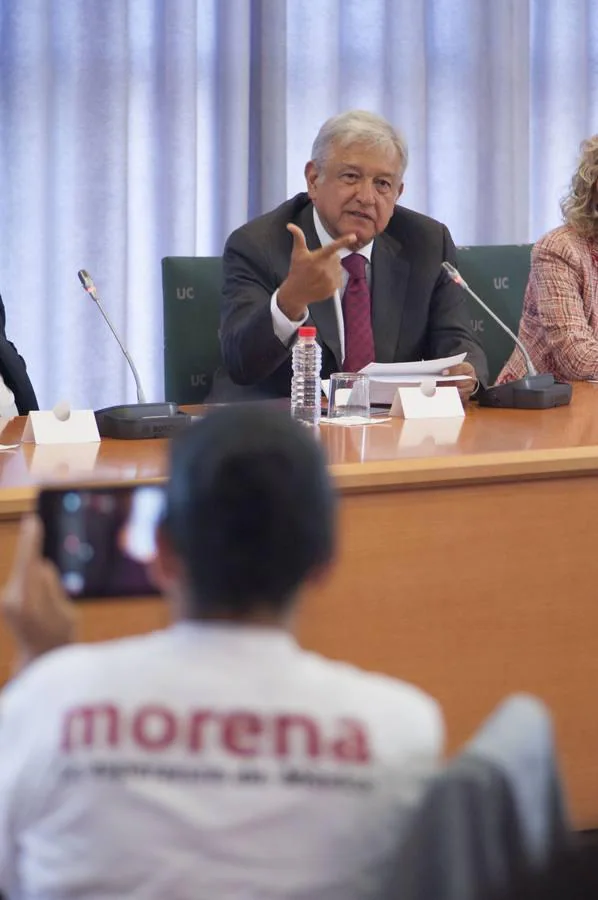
0;405;443;900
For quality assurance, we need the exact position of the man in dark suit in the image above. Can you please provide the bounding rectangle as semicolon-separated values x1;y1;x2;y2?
214;110;487;402
0;294;38;415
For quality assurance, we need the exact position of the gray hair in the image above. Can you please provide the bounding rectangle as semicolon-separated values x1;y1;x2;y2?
311;110;409;179
560;135;598;238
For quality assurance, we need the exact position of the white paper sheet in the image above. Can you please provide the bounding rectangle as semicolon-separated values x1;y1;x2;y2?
360;354;466;377
368;373;471;384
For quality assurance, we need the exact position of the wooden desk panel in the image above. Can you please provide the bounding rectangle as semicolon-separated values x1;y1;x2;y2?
1;385;598;824
297;475;598;826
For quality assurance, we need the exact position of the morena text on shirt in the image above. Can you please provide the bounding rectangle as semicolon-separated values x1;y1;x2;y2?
61;704;372;764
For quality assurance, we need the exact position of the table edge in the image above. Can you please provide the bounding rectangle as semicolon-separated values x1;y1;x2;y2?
3;444;598;517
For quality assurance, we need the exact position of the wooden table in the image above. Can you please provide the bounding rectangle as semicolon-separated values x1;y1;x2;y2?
1;386;598;825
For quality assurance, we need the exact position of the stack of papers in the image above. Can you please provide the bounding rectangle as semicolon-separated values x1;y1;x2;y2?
360;354;469;405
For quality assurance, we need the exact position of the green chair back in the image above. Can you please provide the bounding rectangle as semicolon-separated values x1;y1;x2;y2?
162;256;223;403
456;244;532;383
162;246;533;400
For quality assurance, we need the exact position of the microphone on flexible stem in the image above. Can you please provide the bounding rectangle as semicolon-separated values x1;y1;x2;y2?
441;261;572;410
78;270;147;404
77;269;192;438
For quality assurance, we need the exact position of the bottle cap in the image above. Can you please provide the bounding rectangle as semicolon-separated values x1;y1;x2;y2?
298;326;316;338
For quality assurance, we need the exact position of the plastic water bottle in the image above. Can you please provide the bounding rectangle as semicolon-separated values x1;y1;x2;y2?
291;326;322;426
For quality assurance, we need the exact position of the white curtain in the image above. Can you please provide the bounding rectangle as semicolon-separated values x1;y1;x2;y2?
0;0;596;410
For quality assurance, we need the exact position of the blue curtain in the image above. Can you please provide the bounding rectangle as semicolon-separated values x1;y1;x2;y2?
0;0;596;409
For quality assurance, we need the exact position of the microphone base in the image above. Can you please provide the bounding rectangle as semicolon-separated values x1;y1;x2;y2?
477;374;572;410
94;402;197;439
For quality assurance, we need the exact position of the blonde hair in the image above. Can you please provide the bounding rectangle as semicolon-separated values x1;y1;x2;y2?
561;135;598;238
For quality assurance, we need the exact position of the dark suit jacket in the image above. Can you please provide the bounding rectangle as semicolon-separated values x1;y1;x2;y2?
213;193;488;400
0;294;38;414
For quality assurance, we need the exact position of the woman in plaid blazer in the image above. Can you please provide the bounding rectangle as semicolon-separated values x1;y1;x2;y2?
498;136;598;384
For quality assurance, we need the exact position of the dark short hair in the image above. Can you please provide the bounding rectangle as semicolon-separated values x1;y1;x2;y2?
162;405;336;618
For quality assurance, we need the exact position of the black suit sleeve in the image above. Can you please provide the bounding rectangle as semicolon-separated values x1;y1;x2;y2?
220;228;293;386
424;227;489;386
0;294;39;414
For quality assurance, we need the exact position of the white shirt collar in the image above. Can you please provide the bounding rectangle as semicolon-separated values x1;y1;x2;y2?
312;208;374;263
169;620;297;652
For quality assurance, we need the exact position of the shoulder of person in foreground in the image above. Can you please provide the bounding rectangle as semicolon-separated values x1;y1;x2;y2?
299;648;444;759
0;630;167;716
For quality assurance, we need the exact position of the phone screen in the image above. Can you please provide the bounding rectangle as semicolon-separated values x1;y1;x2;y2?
38;484;165;599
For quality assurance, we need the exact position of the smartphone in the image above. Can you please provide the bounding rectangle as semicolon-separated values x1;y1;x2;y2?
38;483;165;599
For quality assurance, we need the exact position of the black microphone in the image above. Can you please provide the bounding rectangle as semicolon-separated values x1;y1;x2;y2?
77;269;193;438
442;261;572;410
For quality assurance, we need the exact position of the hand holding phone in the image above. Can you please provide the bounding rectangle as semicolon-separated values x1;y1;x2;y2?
2;515;76;670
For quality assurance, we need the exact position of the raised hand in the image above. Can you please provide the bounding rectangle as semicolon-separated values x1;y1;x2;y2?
277;224;357;321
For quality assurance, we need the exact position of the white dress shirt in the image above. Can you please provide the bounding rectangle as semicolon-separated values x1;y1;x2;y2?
0;622;443;899
271;209;374;363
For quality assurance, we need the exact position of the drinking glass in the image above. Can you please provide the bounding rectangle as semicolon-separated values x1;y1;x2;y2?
327;372;370;418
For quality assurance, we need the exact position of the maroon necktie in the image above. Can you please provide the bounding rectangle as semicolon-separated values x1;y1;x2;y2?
341;253;375;372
